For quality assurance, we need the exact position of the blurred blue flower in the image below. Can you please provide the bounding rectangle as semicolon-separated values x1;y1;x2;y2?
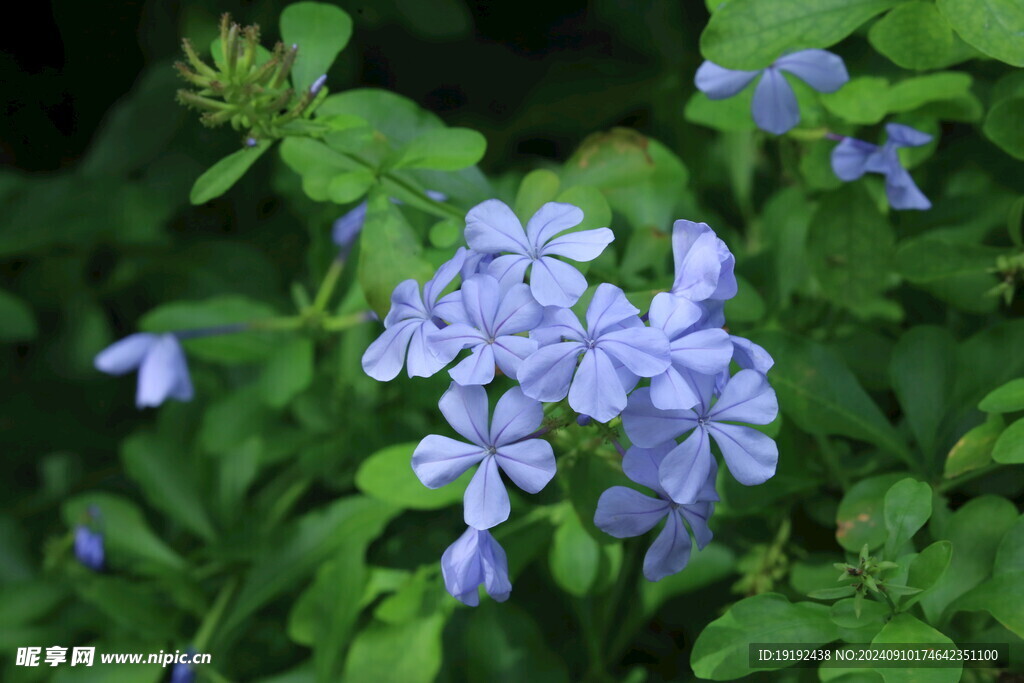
518;284;670;422
332;190;448;256
412;384;555;530
74;525;104;571
95;333;194;408
595;444;717;581
428;274;543;385
622;369;778;504
170;655;195;683
646;292;733;410
695;49;849;135
465;199;614;307
830;123;932;210
670;220;737;302
361;248;469;381
441;526;511;606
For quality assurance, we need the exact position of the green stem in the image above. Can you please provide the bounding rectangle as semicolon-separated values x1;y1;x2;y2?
247;316;305;331
322;311;371;332
312;258;345;314
935;463;1000;494
193;577;238;652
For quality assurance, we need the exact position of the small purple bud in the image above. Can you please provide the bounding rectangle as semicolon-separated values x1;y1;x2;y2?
576;414;592;427
825;132;845;142
245;136;258;147
310;74;328;95
74;526;104;571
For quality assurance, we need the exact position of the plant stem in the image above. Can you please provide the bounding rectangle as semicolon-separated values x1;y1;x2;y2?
311;257;345;314
194;577;238;652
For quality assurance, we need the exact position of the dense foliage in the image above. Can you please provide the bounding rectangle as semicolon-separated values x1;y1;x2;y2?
2;0;1023;681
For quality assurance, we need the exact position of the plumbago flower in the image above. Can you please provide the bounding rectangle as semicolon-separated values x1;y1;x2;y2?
441;526;512;606
518;284;671;423
428;274;542;385
362;196;780;604
95;333;194;408
595;444;717;581
695;49;849;135
623;369;779;504
466;200;614;307
412;383;555;530
830;123;932;210
361;248;469;380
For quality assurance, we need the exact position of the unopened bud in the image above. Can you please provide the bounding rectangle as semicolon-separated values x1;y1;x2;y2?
310;74;327;95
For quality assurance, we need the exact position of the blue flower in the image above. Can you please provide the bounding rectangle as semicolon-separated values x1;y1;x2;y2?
465;200;614;307
428;274;543;385
74;525;104;571
646;292;733;410
441;526;511;606
332;190;449;256
830;123;932;210
95;333;194;408
518;284;670;423
170;655;196;683
412;383;555;530
361;249;469;381
695;49;849;135
670;220;737;302
594;443;717;581
622;369;779;504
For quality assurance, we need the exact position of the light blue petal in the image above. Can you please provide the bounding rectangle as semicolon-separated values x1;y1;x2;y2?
751;67;800;135
648;292;702;339
885;164;932;211
464;456;510;530
709;422;778;485
384;279;428;327
650;366;702;411
406;322;451;378
531;306;587;346
136;335;192;408
710;369;778;424
94;333;158;375
438;382;491;446
774;49;848;93
671;328;733;375
670;221;726;301
597;327;671;377
490;386;544;445
491;282;543;335
332;201;368;250
621;387;698;447
441;527;484;606
428;323;486;363
831;138;877;181
486;254;531;289
362;319;420;381
594;486;669;538
465;199;530;255
525;201;584;247
529;256;588;308
412;434;486;488
478;530;512;602
541;227;614;262
623;443;673;493
517;341;584;401
459;275;501;333
568;348;627;423
585;283;641;336
423;249;468;308
658;428;713;504
730;335;775;374
492;335;538;379
448;344;497;386
643;512;692;581
694;60;761;99
495;439;556;493
885;123;932;149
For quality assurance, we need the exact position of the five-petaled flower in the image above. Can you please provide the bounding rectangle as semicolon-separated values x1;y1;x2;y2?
428;274;543;385
361;248;468;380
595;444;717;581
441;526;512;605
465;200;614;307
830;123;932;210
695;49;849;135
622;369;779;504
518;283;670;423
95;333;194;408
412;383;556;530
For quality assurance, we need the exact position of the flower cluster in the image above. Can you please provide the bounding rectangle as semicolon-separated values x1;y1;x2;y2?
362;199;779;603
694;50;932;211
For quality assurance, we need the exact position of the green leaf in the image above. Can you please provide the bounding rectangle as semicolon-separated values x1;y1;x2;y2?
549;507;601;596
903;540;952;609
393;128;487;171
994;515;1024;575
750;331;910;460
895;236;1002;314
808;586;857;601
463;601;571;682
0;288;37;342
514;169;561;221
690;593;839;680
280;2;354;91
358;188;435;317
936;0;1024;67
140;296;278;364
868;1;973;70
951;570;1024;639
327;169;375;204
121;431;216;542
992;417;1024;463
62;493;185;574
684;91;756;131
640;544;736;616
221;496;400;637
808;187;896;312
889;326;957;457
919;495;1018;622
700;0;903;69
190;141;271;204
887;72;974;113
983;97;1024;160
279;138;364;202
319;89;446;148
556;185;612;234
980;377;1024;412
871;613;961;682
883;479;932;558
355;442;471;510
260;338;314;408
200;386;273;455
724;274;766;323
944;414;1003;478
563;450;626;544
830;597;888;630
820;77;891;124
836;474;907;553
342;614;446;683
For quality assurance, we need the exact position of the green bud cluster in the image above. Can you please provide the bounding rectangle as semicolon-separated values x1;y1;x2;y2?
174;13;327;143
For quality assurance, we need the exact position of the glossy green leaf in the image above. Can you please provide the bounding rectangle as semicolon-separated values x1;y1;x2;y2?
979;378;1024;412
280;2;354;91
549;508;601;596
190;141;271;204
895;236;1002;314
903;540;953;609
951;571;1024;639
342;614;447;683
355;442;471;510
690;593;839;680
820;77;891;124
393;128;487;171
944;414;1003;478
684;91;757;132
936;0;1024;67
280;138;364;201
992;417;1024;463
830;597;887;629
983;97;1024;160
836;474;907;553
889;326;957;457
868;1;973;70
871;613;960;682
259;337;314;408
700;0;903;69
327;169;375;203
883;479;932;558
514;169;561;221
